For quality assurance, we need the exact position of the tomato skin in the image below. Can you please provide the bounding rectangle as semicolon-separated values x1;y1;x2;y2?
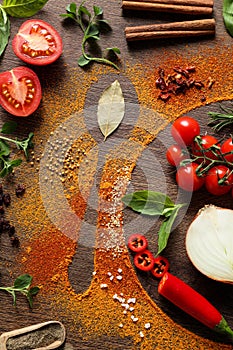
12;19;63;66
166;144;187;167
171;116;200;146
0;66;42;117
192;135;219;163
128;234;148;253
176;163;205;192
133;249;154;272
205;165;233;196
221;138;233;163
151;256;170;279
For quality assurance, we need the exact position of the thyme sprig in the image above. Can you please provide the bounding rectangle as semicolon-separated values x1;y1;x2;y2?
60;2;120;69
208;103;233;132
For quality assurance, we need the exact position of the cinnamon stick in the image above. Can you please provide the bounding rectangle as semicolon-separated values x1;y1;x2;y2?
125;19;215;41
124;0;213;7
122;1;213;15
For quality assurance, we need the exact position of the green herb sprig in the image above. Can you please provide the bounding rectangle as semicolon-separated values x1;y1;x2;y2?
122;191;185;256
0;121;34;177
0;0;49;56
0;274;40;308
208;103;233;132
60;2;121;69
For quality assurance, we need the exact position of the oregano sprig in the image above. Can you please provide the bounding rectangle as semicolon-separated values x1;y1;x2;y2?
0;121;34;177
122;191;185;255
60;2;121;69
0;274;39;308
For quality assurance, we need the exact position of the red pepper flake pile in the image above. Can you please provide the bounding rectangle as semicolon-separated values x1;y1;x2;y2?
156;65;214;102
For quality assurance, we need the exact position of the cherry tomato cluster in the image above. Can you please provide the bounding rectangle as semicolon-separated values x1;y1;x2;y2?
127;234;170;279
0;20;63;117
166;116;233;196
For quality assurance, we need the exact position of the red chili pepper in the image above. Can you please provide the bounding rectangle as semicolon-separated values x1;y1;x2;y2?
128;234;148;253
158;272;233;341
151;256;169;279
133;249;154;272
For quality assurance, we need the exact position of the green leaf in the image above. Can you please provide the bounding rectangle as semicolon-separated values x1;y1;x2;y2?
107;47;121;54
29;286;40;296
1;121;17;134
0;7;10;57
122;191;175;216
0;165;8;178
67;2;77;15
93;5;103;16
223;0;233;37
157;205;182;255
8;158;22;168
17;132;34;158
87;24;99;37
78;54;90;67
14;274;32;289
0;140;10;156
78;5;91;17
97;80;125;140
2;0;49;18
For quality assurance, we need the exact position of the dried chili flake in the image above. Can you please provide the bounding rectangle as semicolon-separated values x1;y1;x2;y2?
155;65;208;102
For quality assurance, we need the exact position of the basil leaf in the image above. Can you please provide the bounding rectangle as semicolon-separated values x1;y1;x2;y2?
87;24;99;37
2;0;49;18
14;274;32;289
157;204;182;255
107;47;121;54
0;7;10;56
122;190;175;216
223;0;233;36
1;121;17;134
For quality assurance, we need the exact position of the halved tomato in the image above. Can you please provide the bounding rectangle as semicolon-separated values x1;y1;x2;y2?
12;19;63;66
0;66;42;117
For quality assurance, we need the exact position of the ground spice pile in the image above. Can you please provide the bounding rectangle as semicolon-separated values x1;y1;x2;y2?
7;44;233;349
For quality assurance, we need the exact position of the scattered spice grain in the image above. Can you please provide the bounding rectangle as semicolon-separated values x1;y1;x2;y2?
8;45;233;350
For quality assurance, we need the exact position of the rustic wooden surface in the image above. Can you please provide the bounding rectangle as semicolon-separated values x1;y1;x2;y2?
0;0;233;349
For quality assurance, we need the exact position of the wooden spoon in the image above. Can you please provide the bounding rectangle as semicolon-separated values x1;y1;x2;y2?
0;321;66;350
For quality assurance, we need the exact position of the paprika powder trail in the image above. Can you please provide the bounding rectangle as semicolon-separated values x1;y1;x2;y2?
158;272;233;342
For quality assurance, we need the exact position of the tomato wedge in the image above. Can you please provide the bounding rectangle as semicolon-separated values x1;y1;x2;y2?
0;66;42;117
151;256;170;279
12;19;63;66
128;234;148;253
133;249;154;272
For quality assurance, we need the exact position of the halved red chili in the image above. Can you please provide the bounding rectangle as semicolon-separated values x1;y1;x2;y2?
151;256;170;279
128;234;148;253
133;249;154;272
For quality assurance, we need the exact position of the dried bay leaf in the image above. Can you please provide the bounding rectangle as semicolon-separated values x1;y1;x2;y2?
97;80;125;140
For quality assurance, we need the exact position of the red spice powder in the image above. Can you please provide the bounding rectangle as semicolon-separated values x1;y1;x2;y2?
13;44;233;349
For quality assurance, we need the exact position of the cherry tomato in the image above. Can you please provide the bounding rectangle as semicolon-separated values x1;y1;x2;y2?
221;138;233;163
12;19;63;66
205;165;233;196
192;135;219;163
151;256;170;279
0;66;42;117
171;116;200;146
128;234;148;253
166;144;188;167
176;162;205;192
133;249;154;272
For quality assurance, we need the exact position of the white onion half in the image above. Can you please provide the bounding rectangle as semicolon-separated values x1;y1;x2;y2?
186;205;233;284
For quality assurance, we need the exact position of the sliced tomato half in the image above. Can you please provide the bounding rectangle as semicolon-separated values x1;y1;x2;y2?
12;19;63;66
0;66;42;117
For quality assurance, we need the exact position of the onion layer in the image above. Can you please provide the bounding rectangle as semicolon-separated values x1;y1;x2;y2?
186;205;233;284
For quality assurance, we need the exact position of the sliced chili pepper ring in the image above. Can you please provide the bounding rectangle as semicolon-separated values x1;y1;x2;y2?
128;234;148;253
133;249;154;272
151;256;170;279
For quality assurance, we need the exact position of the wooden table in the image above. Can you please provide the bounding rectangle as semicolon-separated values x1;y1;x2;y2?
0;0;233;349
